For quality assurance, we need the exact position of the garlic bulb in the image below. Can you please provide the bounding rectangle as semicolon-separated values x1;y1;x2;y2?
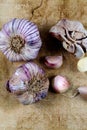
50;19;87;59
73;86;87;100
6;62;49;105
45;55;63;69
0;18;42;61
77;57;87;72
52;75;70;93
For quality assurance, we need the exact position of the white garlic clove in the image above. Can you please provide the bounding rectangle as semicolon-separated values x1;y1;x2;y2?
77;57;87;72
63;41;75;53
45;55;63;69
6;62;49;105
52;75;70;93
74;44;85;58
0;18;42;61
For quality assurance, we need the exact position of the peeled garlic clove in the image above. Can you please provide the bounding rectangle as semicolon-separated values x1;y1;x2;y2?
0;18;42;61
73;86;87;100
6;62;49;105
74;44;85;58
77;57;87;72
52;75;70;93
45;55;63;69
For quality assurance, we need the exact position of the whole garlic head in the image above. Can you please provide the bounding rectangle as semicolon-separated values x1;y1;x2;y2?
0;18;42;61
6;62;49;105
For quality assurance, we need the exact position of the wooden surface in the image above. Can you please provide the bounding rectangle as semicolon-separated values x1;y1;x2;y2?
0;0;87;130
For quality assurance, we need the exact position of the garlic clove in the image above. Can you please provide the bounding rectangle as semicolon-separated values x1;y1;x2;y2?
52;75;70;93
77;57;87;72
63;41;75;53
82;39;87;51
78;86;87;98
73;86;87;100
74;44;85;59
45;55;63;69
0;18;42;61
6;62;49;105
49;25;65;41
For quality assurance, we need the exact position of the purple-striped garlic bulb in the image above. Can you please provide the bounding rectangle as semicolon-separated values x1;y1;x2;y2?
50;19;87;59
6;62;49;105
0;18;42;61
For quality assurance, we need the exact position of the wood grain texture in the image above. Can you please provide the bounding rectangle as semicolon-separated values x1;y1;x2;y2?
0;0;87;130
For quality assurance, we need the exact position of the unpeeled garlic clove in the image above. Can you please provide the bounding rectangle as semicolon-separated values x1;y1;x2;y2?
73;86;87;100
52;75;70;93
82;39;87;50
77;57;87;72
45;55;63;69
63;41;75;53
74;44;85;59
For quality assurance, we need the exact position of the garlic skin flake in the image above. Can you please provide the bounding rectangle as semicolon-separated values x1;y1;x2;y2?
45;55;63;69
6;62;49;105
50;19;87;59
77;57;87;72
52;75;70;93
0;18;42;61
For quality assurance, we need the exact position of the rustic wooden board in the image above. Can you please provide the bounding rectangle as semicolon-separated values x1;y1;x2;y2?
0;0;87;130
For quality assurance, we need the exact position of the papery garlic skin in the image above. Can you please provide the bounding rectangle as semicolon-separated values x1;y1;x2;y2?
6;62;49;105
0;18;42;61
52;75;70;93
50;19;87;59
45;55;63;69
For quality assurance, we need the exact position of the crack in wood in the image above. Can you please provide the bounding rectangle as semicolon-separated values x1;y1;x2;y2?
30;0;43;20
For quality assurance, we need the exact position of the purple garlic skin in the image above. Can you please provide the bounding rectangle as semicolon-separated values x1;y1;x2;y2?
45;55;63;69
6;62;49;105
49;19;87;59
0;18;42;61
